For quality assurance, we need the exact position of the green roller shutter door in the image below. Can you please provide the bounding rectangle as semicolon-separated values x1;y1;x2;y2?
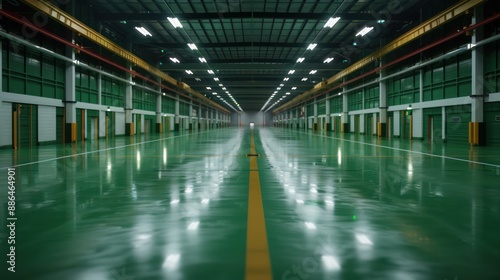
446;105;471;144
485;102;500;146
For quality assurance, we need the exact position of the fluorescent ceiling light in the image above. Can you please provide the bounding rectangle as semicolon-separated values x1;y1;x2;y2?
167;17;183;28
214;77;219;81
169;57;180;63
291;87;297;90
195;78;201;81
135;26;152;36
324;57;334;63
288;70;295;74
222;87;226;90
187;43;198;50
199;57;207;63
274;91;278;93
212;92;217;95
277;87;281;90
324;17;341;28
286;92;290;95
283;77;289;81
280;84;284;87
301;78;308;81
297;57;305;63
206;87;212;90
309;70;317;74
218;84;223;87
207;70;214;74
185;70;193;74
356;26;374;37
307;43;317;50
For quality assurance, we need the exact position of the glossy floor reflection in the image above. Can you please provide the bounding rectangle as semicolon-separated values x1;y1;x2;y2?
1;127;500;280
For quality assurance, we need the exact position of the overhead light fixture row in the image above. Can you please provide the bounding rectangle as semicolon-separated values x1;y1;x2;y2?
324;57;334;63
135;26;152;36
307;43;317;50
356;26;374;37
324;17;341;28
167;17;183;28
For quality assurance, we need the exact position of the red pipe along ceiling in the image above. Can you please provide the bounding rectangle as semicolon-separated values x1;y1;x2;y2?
0;9;222;111
276;12;500;113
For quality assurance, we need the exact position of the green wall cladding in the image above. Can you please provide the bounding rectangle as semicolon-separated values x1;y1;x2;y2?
485;43;500;94
317;101;326;115
348;91;362;111
364;86;379;109
423;55;472;101
388;73;418;106
2;44;64;98
162;96;176;114
133;88;156;111
329;96;342;114
306;104;314;117
76;67;98;104
179;102;190;116
101;77;124;107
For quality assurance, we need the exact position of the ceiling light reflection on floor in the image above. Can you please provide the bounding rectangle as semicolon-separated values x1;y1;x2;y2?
163;254;181;269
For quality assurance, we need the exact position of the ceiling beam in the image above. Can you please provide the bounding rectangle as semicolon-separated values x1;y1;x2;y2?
137;42;338;49
160;63;345;71
96;12;410;22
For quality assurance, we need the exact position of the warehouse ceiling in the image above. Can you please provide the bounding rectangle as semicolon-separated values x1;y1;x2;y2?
88;0;430;112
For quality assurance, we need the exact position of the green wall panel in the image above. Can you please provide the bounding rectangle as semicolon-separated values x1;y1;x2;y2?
446;105;471;144
485;102;500;146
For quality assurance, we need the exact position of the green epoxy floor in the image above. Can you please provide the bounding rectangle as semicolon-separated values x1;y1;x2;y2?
1;127;500;280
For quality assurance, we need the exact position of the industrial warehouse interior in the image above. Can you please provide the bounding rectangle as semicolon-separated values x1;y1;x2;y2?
1;0;500;279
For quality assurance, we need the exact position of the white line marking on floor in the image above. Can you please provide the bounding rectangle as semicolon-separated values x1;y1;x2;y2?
293;130;500;168
0;130;211;170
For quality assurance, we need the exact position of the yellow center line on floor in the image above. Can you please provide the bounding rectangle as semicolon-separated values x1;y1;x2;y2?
245;130;272;280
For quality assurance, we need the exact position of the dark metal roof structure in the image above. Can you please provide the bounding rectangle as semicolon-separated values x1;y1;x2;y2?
89;0;431;111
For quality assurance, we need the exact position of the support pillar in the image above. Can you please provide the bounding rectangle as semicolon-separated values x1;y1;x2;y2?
97;73;102;105
341;87;349;133
313;100;318;131
156;79;162;133
125;62;134;136
65;44;77;143
379;61;388;137
198;107;202;130
205;108;209;130
174;98;180;131
325;94;331;131
470;6;486;146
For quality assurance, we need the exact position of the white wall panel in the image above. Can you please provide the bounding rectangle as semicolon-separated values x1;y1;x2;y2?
38;106;56;142
413;109;423;138
115;112;125;135
394;111;401;136
99;111;106;137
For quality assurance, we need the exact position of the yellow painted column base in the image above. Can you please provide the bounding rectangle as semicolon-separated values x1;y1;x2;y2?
65;123;77;143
